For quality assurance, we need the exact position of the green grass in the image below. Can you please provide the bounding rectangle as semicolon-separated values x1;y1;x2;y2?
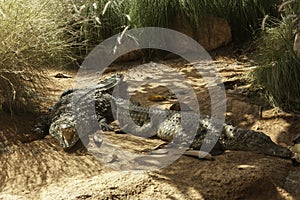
130;0;280;41
252;0;300;111
68;0;131;56
0;0;283;112
71;0;280;51
216;0;279;40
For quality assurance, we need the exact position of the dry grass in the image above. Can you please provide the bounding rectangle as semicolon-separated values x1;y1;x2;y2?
252;0;300;111
0;0;75;113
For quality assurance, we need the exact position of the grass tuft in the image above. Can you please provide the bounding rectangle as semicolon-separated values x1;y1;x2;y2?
0;0;74;113
129;0;279;41
0;0;283;112
252;0;300;111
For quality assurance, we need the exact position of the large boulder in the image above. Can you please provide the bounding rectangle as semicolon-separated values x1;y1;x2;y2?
170;14;232;51
197;17;232;51
116;50;143;63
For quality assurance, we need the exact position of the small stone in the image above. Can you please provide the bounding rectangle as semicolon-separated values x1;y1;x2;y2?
184;150;214;160
93;134;103;147
290;144;300;154
149;149;169;155
54;73;72;78
291;153;300;166
237;165;256;170
104;154;119;163
148;95;166;102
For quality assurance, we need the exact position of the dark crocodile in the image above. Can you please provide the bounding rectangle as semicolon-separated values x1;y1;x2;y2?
34;74;122;148
35;74;293;159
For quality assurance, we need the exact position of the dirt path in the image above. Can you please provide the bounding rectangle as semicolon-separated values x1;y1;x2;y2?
1;58;300;199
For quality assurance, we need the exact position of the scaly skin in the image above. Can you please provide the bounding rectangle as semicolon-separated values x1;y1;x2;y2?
34;74;122;148
114;98;292;158
35;74;292;159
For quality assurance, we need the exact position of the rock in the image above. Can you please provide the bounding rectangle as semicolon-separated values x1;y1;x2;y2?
169;13;194;42
290;135;300;165
289;143;300;154
54;73;72;79
197;17;232;51
183;150;214;160
148;95;166;102
169;102;193;112
115;50;143;62
237;164;256;170
291;152;300;166
169;14;232;51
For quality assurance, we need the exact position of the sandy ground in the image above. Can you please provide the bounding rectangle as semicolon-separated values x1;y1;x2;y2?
1;57;300;200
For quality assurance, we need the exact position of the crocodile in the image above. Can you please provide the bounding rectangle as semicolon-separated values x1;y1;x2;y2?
113;96;292;158
34;74;122;148
34;74;293;159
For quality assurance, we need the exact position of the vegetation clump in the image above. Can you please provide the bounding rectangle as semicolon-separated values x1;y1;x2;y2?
1;0;296;112
252;0;300;110
0;0;74;112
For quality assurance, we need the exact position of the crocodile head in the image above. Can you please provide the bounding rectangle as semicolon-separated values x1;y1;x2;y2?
49;115;79;149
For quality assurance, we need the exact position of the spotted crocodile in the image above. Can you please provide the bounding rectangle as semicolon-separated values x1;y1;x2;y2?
34;74;293;159
113;96;292;158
